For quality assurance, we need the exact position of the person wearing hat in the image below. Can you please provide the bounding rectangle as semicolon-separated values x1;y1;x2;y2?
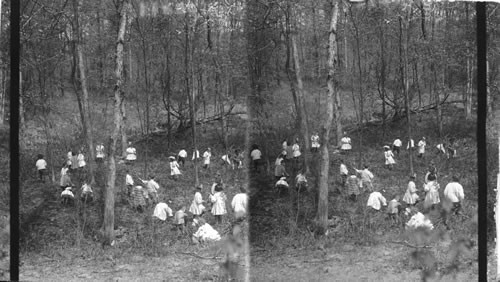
340;132;352;153
189;185;206;218
125;142;137;164
169;156;182;180
210;184;227;224
383;145;395;170
202;148;212;169
96;142;105;163
417;137;426;158
61;186;75;206
403;174;419;206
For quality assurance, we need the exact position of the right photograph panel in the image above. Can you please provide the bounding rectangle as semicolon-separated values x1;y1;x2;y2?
246;0;482;280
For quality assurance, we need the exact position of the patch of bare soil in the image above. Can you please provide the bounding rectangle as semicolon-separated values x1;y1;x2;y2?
251;242;477;282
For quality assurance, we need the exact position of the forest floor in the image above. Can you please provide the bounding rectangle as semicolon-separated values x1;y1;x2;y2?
18;84;479;280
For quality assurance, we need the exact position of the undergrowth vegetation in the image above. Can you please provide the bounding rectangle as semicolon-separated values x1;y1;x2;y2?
250;105;478;280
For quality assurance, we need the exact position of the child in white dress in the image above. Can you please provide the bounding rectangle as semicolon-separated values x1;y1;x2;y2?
210;185;227;224
383;146;395;170
125;142;137;164
189;186;206;218
423;174;440;210
403;175;419;205
169;156;182;180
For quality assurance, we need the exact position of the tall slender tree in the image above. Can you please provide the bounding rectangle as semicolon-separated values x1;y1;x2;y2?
317;0;339;234
104;0;128;245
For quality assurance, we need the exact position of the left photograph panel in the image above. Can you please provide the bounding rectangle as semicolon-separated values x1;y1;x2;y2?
20;0;249;280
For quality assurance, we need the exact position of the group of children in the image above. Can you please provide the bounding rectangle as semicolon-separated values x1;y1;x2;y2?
272;131;465;230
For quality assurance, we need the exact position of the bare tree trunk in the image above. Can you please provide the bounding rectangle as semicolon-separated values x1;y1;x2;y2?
121;98;128;157
291;33;310;174
185;11;199;186
104;0;128;246
401;7;413;175
318;0;339;235
72;0;95;184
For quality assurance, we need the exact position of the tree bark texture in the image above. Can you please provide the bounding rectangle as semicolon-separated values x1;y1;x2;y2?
104;0;127;245
72;0;95;184
318;0;339;234
291;33;310;174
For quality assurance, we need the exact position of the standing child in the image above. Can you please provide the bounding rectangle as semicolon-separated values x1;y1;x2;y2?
141;176;160;205
417;137;426;158
70;151;79;173
192;148;200;161
292;138;301;169
96;142;105;163
340;132;352;153
383;146;396;170
339;160;348;187
77;149;86;172
169;156;182;180
202;148;212;169
295;171;308;192
210;185;227;224
403;174;419;206
443;176;465;215
250;144;263;173
387;195;401;225
81;182;94;203
35;154;48;182
189;186;206;218
125;142;137;164
126;170;134;196
177;149;187;167
174;206;187;235
392;138;402;155
131;184;147;213
423;174;440;210
231;187;248;219
355;165;374;192
60;170;74;191
310;132;320;153
346;174;360;201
